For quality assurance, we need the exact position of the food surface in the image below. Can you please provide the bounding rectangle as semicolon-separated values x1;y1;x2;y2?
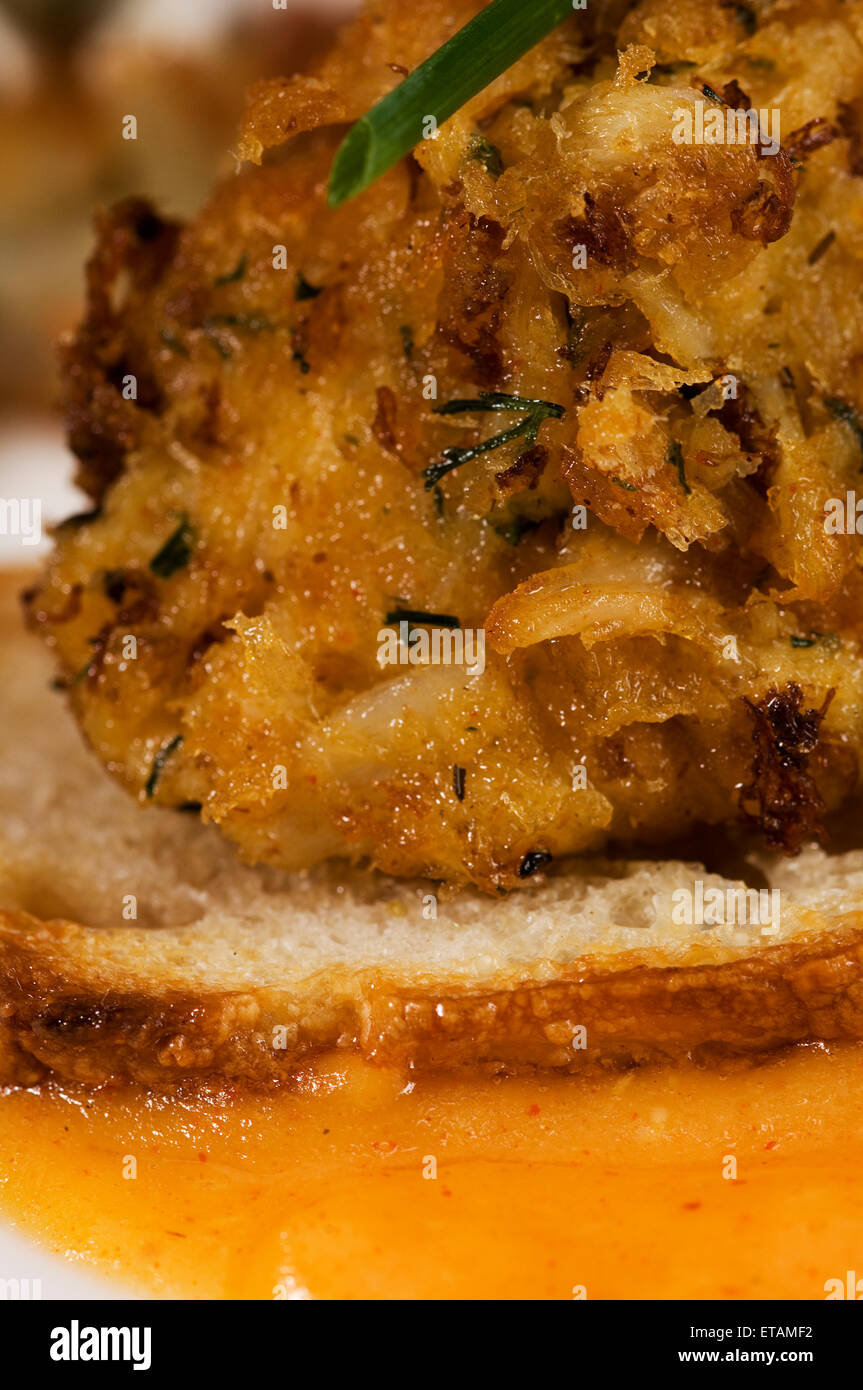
26;0;863;892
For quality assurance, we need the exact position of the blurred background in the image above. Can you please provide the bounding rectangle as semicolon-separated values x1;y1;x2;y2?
0;0;355;558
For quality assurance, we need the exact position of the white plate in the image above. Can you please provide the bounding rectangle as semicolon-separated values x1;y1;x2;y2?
0;1223;142;1301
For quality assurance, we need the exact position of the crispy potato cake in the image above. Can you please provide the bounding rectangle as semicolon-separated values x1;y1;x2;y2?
26;0;863;892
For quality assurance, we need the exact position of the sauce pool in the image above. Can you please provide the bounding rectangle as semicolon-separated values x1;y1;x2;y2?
1;1043;861;1299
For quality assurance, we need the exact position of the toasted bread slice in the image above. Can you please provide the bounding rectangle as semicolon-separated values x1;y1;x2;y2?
2;571;863;1086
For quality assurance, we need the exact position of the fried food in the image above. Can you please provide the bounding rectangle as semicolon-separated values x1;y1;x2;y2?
27;0;863;893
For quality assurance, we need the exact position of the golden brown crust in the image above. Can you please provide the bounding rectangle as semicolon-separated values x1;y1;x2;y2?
4;906;863;1087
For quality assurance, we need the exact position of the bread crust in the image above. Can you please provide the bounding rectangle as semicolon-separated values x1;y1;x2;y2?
4;906;863;1086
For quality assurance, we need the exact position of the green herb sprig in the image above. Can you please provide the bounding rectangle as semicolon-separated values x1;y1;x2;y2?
203;313;275;360
667;440;691;496
825;397;863;465
423;392;564;490
468;133;504;178
385;607;461;629
328;0;577;207
149;516;195;579
145;734;183;799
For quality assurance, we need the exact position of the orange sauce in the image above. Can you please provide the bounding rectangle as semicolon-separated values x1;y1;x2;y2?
1;1044;862;1300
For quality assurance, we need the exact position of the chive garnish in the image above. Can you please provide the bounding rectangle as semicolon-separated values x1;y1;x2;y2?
149;516;195;579
789;632;839;650
385;607;461;628
468;133;504;178
205;312;274;333
423;392;564;490
667;441;691;495
203;312;274;359
825;397;863;464
328;0;577;207
145;734;183;799
214;253;247;286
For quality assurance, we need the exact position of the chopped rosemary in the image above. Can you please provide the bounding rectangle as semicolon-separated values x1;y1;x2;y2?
468;133;504;179
203;312;275;358
385;607;461;629
328;0;577;206
145;734;183;799
149;516;195;579
790;632;839;650
295;272;323;301
667;441;691;495
214;253;247;286
611;476;638;492
808;230;836;266
702;84;724;105
400;324;414;360
825;397;863;464
206;312;274;333
453;765;466;801
423;392;565;490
